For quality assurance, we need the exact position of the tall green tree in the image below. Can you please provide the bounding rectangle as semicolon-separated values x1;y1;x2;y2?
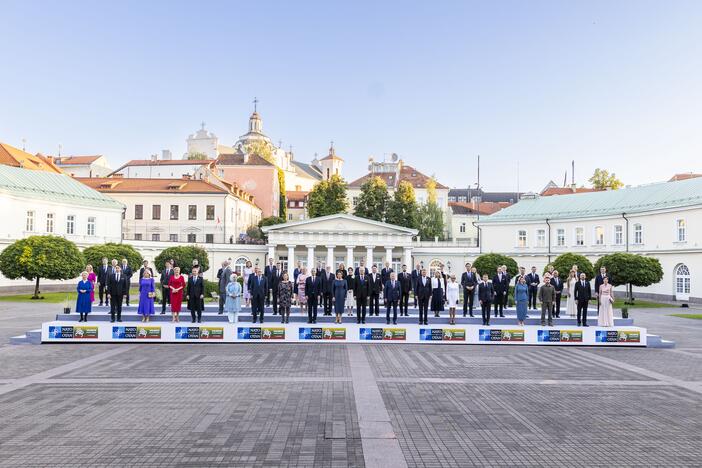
277;168;287;220
154;245;210;275
473;253;518;278
386;180;419;228
307;174;349;218
589;168;624;190
594;253;663;303
83;243;143;270
547;253;595;280
0;236;84;299
418;177;445;240
244;140;276;165
354;176;390;221
186;152;209;160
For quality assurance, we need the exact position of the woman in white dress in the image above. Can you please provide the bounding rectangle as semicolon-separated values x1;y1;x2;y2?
345;267;355;316
446;275;460;325
296;267;308;313
565;270;577;318
598;276;615;327
242;260;253;307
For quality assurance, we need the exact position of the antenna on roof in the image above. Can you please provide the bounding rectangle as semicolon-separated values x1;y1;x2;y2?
563;170;567;187
21;138;26;151
571;160;575;186
58;144;62;157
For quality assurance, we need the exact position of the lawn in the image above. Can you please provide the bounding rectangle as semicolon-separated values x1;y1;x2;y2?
611;298;669;309
669;314;702;320
0;289;140;304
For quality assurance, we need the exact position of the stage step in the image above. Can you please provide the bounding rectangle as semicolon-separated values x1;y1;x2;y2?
9;329;42;345
646;334;676;349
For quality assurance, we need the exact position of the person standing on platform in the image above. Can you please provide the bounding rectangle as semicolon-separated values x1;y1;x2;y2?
345;267;356;317
597;276;615;327
243;260;253;307
218;260;231;315
248;266;267;324
76;271;93;322
515;276;528;326
430;270;445;318
337;263;347;279
411;263;421;308
305;268;322;324
384;272;401;325
120;259;133;307
526;266;540;310
381;262;393;285
225;272;242;324
500;265;511;311
551;270;563;318
297;267;308;313
478;274;494;326
107;265;127;323
264;258;276;307
355;260;369;278
398;265;412;317
354;270;370;324
270;262;282;316
416;269;432;325
160;261;173;315
369;265;382;317
293;261;302;298
446;274;459;325
277;272;293;324
514;266;527;284
574;273;591;327
137;270;155;322
168;266;185;323
138;260;153;280
595;266;609;307
322;265;335;316
492;266;508;318
538;276;556;326
332;271;347;324
97;257;110;306
85;264;96;304
187;266;205;323
461;263;476;318
565;270;577;318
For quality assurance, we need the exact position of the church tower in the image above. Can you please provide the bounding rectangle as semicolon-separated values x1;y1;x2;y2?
319;142;344;180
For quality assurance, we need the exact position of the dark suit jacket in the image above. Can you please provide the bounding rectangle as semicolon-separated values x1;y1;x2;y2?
461;271;478;289
306;275;322;296
551;276;564;294
97;265;111;284
107;273;128;297
369;273;382;294
574;281;592;304
398;271;412;293
416;276;433;300
492;273;509;294
595;274;608;295
321;271;335;294
270;269;282;292
478;282;495;302
186;276;204;309
248;275;268;299
354;276;370;299
384;280;401;302
525;272;540;289
264;265;277;288
381;268;393;284
160;268;173;288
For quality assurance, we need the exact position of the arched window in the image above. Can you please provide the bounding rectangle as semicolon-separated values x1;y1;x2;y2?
675;264;690;300
233;256;250;275
428;259;443;276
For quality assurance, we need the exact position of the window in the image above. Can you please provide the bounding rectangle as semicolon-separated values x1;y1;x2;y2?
151;233;160;241
352;197;358;207
206;205;215;220
448;196;456;202
594;226;604;245
170;205;179;220
188;205;197;220
87;217;95;236
169;234;178;242
135;205;143;220
634;223;643;244
205;234;214;243
459;196;467;202
288;213;293;220
326;168;330;179
26;211;34;231
575;227;584;246
459;222;466;233
187;233;196;243
134;233;142;240
536;229;546;247
152;205;161;220
556;228;565;247
677;219;686;242
614;225;623;245
675;264;691;296
233;256;249;275
46;213;54;233
66;215;75;234
517;230;527;247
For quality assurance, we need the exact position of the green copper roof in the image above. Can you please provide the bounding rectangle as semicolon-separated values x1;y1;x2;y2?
480;177;702;223
0;165;124;209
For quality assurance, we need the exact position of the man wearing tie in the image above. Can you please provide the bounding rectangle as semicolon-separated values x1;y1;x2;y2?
398;265;412;317
574;273;592;327
120;259;133;306
107;265;127;322
322;265;335;316
492;267;508;318
461;262;477;317
186;266;205;323
416;269;432;325
305;269;322;323
139;260;153;280
478;274;495;326
381;261;393;285
354;271;370;324
525;266;540;310
500;265;511;311
247;266;267;324
218;260;231;315
384;272;401;325
411;263;421;308
594;266;609;307
270;261;282;315
355;260;369;278
159;261;173;314
551;270;564;318
264;258;276;308
369;265;382;317
97;257;111;307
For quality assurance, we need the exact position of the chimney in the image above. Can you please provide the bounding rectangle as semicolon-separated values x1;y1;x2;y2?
150;153;158;162
162;149;172;160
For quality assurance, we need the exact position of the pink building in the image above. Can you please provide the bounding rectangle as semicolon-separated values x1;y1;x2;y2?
216;151;280;218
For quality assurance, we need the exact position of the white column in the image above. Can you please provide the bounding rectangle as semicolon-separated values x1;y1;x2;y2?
385;246;393;265
326;245;335;269
267;244;275;261
346;246;354;270
306;245;315;271
404;247;413;269
366;246;374;269
286;245;295;279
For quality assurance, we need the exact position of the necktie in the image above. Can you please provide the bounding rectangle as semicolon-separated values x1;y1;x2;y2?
116;274;120;282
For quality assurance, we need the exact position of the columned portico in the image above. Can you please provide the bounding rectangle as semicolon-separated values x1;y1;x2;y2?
366;246;374;269
286;245;295;278
306;245;315;272
326;245;335;268
385;246;393;265
404;247;413;269
346;246;354;270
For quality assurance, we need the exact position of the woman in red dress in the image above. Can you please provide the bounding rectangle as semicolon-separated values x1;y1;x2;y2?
168;267;186;323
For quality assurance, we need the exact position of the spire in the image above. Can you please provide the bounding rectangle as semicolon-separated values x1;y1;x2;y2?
253;96;258;113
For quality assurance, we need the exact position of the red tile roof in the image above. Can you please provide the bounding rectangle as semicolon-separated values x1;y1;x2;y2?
0;143;63;173
52;155;103;165
286;190;308;201
348;164;448;189
77;177;228;194
540;186;601;196
669;173;702;181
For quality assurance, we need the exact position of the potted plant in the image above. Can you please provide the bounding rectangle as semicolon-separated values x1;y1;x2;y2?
63;293;71;314
621;306;629;319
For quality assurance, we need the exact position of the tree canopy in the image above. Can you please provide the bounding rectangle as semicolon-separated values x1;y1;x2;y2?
386;180;419;229
307;174;348;218
186;152;209;160
547;253;595;280
354;176;390;221
417;177;445;240
277;167;286;220
589;168;624;190
0;236;85;298
244;140;275;165
154;245;210;275
83;243;143;270
473;253;518;278
594;253;663;302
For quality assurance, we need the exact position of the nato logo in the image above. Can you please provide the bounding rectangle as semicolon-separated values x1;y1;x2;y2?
237;327;251;340
112;327;126;339
537;330;551;342
175;327;190;339
48;326;64;339
478;329;492;341
359;328;374;340
299;328;314;340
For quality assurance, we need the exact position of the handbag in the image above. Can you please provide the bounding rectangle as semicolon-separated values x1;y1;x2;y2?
148;292;155;298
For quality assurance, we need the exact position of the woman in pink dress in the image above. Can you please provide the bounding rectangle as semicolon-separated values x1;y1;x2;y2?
597;277;615;327
297;267;308;314
86;264;97;303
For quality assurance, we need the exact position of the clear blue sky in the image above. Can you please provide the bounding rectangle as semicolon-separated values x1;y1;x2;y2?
2;0;701;191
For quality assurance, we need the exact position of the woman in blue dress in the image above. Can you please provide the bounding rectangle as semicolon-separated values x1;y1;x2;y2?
76;271;93;322
332;271;347;324
138;270;156;322
225;272;242;323
515;276;529;326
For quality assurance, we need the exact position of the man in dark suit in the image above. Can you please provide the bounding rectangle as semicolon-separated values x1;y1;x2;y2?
369;265;382;317
186;266;205;323
384;272;401;325
270;262;282;315
411;263;421;307
381;262;393;285
293;261;302;295
551;270;564;318
118;259;133;306
354;271;370;324
217;260;232;314
355;261;369;278
416;269;432;325
264;258;276;307
594;266;609;307
398;265;412;317
97;257;111;306
139;260;154;280
107;265;128;322
500;265;511;310
461;263;477;317
159;261;173;314
478;274;495;326
574;273;592;327
492;267;508;318
525;266;540;310
247;266;267;324
321;265;335;316
305;269;322;323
